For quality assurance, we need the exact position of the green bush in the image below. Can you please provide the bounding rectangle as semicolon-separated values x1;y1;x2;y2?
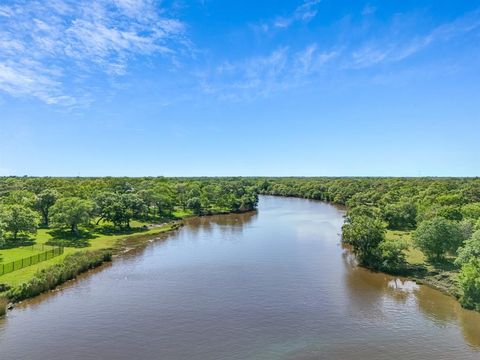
0;297;7;317
342;215;386;269
7;250;112;302
379;237;408;272
458;259;480;311
456;230;480;266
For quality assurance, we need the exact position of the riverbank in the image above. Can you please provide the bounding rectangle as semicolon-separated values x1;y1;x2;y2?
259;194;465;307
0;206;259;316
0;220;184;316
385;230;461;299
2;195;478;359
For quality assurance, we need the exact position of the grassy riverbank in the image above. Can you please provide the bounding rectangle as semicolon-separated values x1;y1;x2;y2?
386;230;460;297
0;220;182;288
0;218;187;316
0;207;254;316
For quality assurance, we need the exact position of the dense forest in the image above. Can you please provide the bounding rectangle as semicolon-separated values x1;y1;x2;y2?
1;176;480;312
256;177;480;311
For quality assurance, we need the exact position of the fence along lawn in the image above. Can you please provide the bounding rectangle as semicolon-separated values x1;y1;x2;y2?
0;246;64;276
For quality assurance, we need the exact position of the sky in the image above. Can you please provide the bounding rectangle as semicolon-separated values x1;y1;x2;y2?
0;0;479;177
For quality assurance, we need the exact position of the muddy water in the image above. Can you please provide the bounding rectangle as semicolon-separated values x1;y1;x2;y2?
0;196;479;359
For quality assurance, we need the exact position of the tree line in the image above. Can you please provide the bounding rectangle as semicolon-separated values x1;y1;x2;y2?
0;177;258;242
1;176;479;311
255;177;480;311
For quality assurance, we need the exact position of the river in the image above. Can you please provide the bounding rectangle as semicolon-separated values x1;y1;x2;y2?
0;196;479;359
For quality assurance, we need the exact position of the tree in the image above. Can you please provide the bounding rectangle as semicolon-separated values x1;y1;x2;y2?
379;237;408;271
94;192;145;228
121;193;146;227
0;219;6;247
462;203;480;220
1;204;39;240
383;202;417;230
152;192;174;217
238;192;258;212
342;215;386;268
35;189;59;227
458;259;480;311
456;230;480;266
437;205;463;221
51;198;93;234
348;205;381;219
413;217;464;261
0;190;36;207
186;197;202;215
94;192;121;225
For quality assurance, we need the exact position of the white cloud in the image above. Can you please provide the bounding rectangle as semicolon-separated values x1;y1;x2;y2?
200;44;338;101
255;0;322;32
349;8;480;68
0;0;187;105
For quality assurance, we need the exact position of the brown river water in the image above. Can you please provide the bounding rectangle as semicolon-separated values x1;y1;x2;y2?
0;196;479;359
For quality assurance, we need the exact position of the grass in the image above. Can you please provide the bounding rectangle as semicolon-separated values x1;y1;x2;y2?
0;220;180;288
386;230;425;265
6;250;113;303
385;229;460;297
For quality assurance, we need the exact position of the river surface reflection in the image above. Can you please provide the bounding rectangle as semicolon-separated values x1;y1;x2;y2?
0;196;479;359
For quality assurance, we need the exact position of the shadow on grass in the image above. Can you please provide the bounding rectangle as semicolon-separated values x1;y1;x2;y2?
428;258;458;272
0;237;36;249
385;263;429;277
46;229;98;248
95;224;149;236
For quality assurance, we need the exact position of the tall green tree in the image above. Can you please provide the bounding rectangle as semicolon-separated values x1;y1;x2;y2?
35;189;59;227
1;204;39;240
383;202;417;230
342;215;386;268
456;230;480;266
458;259;480;311
462;203;480;220
1;190;36;207
186;197;202;215
121;193;146;227
51;198;93;234
0;219;6;247
413;217;464;261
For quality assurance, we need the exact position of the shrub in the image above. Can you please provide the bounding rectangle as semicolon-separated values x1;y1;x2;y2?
459;259;480;311
7;250;112;302
342;215;386;269
456;230;480;266
0;297;7;317
379;237;408;272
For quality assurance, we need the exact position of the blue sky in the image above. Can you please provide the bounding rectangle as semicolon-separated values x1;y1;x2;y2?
0;0;479;176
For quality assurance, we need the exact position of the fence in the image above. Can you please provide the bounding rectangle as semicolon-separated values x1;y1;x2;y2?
0;246;64;276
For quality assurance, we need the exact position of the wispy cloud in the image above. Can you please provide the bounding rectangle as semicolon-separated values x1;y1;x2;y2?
274;0;322;28
199;44;338;101
349;8;480;68
200;7;480;102
0;0;187;105
252;0;322;33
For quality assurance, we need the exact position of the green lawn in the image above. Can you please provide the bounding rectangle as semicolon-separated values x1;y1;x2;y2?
0;207;198;288
386;230;426;265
